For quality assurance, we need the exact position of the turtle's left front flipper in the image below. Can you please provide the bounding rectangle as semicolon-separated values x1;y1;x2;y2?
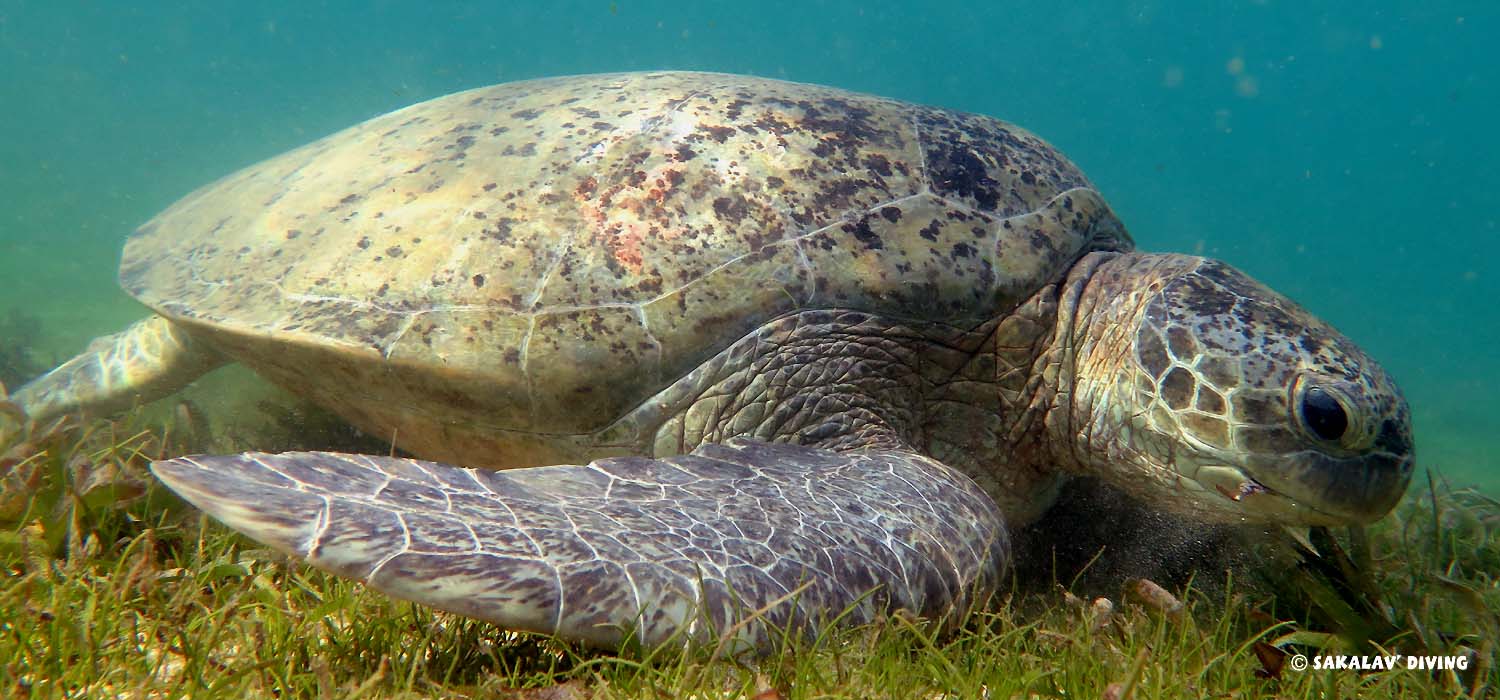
151;439;1008;652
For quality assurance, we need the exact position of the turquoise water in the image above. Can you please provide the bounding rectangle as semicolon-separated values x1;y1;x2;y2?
1;2;1495;490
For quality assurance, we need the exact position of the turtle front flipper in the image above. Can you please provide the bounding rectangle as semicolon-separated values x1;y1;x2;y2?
8;315;226;433
151;439;1009;652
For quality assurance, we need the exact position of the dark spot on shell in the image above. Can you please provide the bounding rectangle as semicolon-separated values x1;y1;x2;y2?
879;206;902;223
576;176;598;198
950;242;976;259
712;195;748;223
483;218;516;242
813;179;861;210
675;144;697;161
357;237;371;250
386;246;404;257
473;211;487;220
285;229;302;239
919;221;941;242
511;108;541;120
472;274;486;288
927;144;1000;211
703;125;735;143
842;218;883;250
483;182;498;191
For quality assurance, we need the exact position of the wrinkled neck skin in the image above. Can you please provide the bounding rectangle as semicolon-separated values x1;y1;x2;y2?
934;251;1196;524
1042;252;1178;489
938;251;1125;525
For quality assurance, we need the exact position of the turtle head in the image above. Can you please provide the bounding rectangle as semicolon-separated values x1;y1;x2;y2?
1062;253;1413;526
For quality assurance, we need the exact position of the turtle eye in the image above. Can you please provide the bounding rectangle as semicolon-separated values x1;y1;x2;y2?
1300;385;1348;442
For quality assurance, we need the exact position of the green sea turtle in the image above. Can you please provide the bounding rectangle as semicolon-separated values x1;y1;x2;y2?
6;72;1412;651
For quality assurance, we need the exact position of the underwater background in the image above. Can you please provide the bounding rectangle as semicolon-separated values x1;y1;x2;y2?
0;1;1494;491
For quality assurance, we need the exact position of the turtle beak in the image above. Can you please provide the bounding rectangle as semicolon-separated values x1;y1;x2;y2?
1180;458;1352;526
1212;477;1270;502
1240;423;1415;526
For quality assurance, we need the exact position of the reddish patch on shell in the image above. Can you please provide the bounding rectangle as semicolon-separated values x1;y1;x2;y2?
576;163;686;273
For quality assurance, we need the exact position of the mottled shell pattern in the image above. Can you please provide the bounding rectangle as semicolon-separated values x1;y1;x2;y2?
119;72;1130;461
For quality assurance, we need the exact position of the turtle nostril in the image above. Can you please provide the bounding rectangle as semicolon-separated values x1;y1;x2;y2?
1301;386;1347;442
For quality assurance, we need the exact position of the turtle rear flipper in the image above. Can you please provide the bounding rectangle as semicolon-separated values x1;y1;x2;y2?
151;439;1009;652
10;315;226;431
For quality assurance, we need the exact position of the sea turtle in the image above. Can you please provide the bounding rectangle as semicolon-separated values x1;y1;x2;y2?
6;72;1413;651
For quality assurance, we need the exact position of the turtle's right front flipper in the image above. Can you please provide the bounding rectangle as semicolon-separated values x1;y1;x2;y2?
7;315;226;433
151;439;1009;653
